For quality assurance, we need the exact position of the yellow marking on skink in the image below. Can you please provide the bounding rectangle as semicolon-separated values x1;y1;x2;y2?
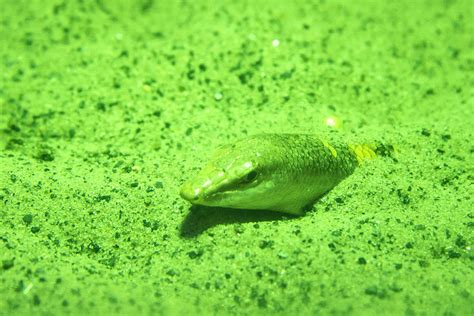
348;144;377;164
321;140;338;158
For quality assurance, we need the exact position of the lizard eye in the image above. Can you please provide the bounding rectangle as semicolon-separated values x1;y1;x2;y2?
242;170;258;183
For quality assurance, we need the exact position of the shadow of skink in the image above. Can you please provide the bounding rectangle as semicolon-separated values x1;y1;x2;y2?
179;205;299;238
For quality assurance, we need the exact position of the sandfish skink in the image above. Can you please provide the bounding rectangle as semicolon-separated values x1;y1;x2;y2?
180;133;381;215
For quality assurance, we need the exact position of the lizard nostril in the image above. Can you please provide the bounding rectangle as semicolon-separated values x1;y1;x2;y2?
180;183;200;201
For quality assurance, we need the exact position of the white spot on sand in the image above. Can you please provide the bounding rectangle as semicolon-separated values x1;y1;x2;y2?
214;92;223;101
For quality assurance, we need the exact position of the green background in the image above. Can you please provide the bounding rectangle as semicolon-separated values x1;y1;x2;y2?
1;0;472;315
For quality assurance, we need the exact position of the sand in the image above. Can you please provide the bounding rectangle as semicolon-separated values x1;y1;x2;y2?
1;0;472;315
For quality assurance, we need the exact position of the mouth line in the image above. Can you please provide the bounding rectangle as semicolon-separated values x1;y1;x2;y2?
201;190;232;200
201;180;261;200
182;177;261;205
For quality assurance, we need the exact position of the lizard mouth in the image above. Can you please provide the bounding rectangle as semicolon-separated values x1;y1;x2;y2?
179;183;231;206
179;183;201;202
180;160;261;207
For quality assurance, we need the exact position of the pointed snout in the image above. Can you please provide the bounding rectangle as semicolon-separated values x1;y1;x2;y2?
181;176;220;204
180;161;232;207
180;178;219;204
180;182;201;202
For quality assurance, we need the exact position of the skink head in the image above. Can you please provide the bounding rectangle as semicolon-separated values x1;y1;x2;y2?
180;137;275;210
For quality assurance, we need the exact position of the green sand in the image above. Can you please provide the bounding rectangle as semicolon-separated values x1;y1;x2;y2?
1;0;473;315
